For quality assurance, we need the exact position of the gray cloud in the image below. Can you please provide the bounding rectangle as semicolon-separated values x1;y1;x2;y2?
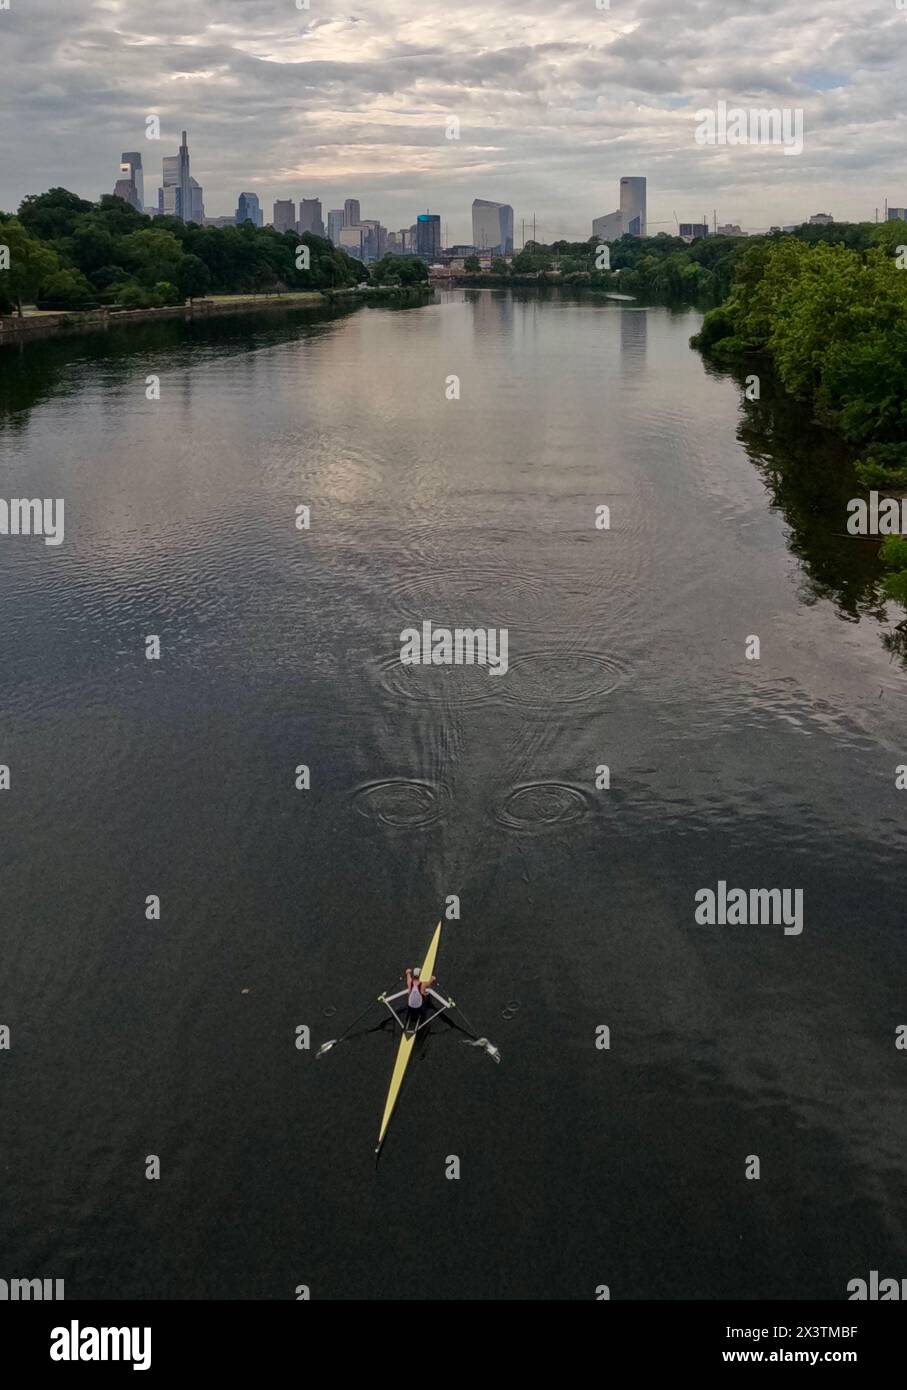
1;0;905;239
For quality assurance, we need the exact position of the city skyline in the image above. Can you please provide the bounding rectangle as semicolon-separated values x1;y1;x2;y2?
3;1;907;240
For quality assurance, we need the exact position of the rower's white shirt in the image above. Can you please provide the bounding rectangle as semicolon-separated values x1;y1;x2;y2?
407;983;423;1008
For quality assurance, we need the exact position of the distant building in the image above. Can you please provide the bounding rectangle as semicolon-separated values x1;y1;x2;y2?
298;198;324;237
809;212;834;225
887;207;907;221
448;244;477;257
717;223;743;236
339;226;364;260
415;213;441;258
344;198;361;226
358;219;385;262
158;132;195;221
205;216;236;229
119;152;144;210
592;211;623;243
593;176;646;242
679;222;709;242
273;199;296;233
472;199;514;255
189;177;205;225
235;192;263;227
113;171;142;211
160;155;180;216
327;209;345;244
178;133;193;225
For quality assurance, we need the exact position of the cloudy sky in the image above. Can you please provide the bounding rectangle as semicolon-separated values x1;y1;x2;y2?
2;0;906;240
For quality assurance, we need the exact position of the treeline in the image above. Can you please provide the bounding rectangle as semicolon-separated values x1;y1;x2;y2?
0;187;428;315
691;220;907;601
461;233;747;299
692;224;907;477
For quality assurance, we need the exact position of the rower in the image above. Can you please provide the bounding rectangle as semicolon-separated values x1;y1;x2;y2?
404;964;436;1029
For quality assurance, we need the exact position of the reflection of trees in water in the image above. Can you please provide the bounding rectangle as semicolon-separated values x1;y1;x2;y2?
704;356;892;628
0;302;356;438
881;621;907;663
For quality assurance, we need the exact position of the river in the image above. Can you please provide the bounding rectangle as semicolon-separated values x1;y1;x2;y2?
1;289;905;1300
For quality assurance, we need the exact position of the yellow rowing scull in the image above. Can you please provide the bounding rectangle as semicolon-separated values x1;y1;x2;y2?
375;920;443;1156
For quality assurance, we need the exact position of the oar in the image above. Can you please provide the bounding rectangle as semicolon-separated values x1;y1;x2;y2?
316;996;384;1057
445;998;502;1064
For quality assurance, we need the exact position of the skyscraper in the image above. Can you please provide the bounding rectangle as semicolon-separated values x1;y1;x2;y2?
472;199;514;255
415;213;441;258
158;131;199;222
298;198;325;237
189;177;205;225
339;226;364;261
327;209;345;244
593;176;646;242
344;198;360;226
620;177;646;236
120;152;144;209
114;166;142;211
235;192;263;227
273;199;296;233
357;219;385;262
160;155;180;216
178;131;192;225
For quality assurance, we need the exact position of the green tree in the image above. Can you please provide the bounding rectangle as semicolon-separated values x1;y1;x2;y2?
37;267;94;310
116;283;153;309
61;220;119;276
511;245;552;273
152;281;181;305
177;254;210;301
120;228;185;287
17;187;93;241
0;218;60;315
94;195;149;236
369;254;428;286
463;255;480;272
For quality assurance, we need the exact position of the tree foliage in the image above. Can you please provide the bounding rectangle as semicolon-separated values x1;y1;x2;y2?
0;188;365;314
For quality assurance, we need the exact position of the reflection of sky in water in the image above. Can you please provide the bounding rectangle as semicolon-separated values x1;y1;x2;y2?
2;295;907;1300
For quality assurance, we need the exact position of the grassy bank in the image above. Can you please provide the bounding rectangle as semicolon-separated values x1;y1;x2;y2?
0;290;326;344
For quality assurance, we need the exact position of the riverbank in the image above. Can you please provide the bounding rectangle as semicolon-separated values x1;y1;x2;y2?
0;291;327;345
0;283;436;346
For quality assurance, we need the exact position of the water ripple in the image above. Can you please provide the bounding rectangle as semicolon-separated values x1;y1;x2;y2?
492;781;592;831
503;650;625;707
389;564;558;627
373;652;503;707
352;778;448;828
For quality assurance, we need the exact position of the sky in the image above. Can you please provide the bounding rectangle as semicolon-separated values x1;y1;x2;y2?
2;0;907;242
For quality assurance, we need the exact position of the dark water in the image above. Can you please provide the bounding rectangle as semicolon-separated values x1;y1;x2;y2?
2;291;906;1300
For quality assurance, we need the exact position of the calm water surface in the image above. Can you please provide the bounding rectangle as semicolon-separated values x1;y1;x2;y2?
2;291;906;1299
